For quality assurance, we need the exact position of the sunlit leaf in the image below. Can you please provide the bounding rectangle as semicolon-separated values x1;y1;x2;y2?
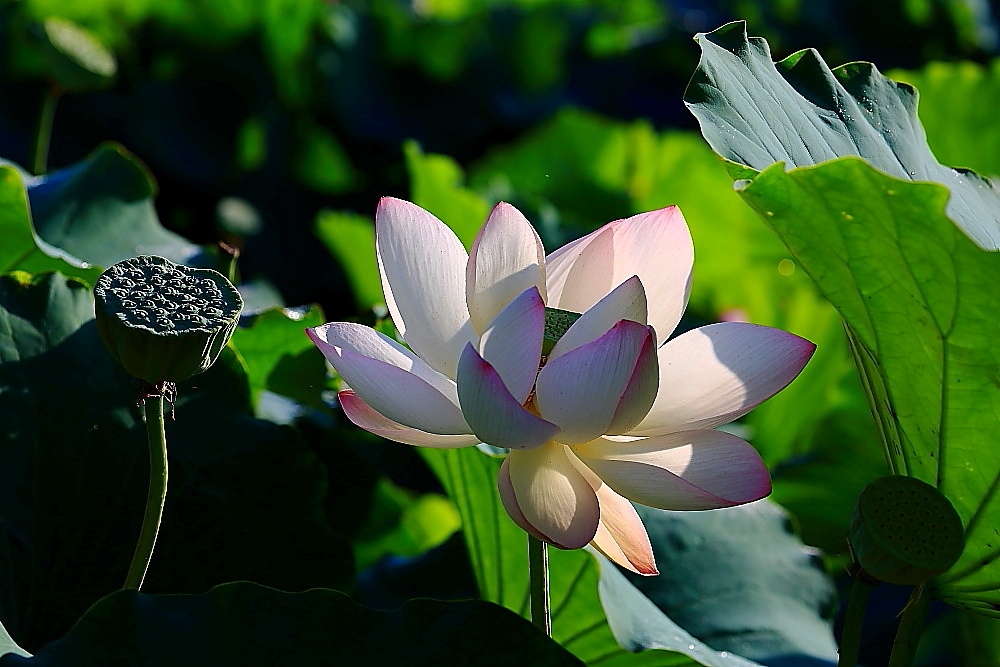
684;21;1000;250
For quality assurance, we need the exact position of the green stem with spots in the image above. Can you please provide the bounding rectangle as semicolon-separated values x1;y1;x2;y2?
123;393;168;590
528;534;551;636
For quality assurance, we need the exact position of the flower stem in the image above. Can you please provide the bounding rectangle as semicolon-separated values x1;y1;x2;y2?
31;84;61;176
837;571;877;667
123;393;168;590
888;585;930;667
528;534;551;636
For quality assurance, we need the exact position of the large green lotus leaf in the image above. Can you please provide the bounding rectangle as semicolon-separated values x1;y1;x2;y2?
621;502;837;664
26;143;200;268
889;60;1000;178
0;166;100;282
229;304;329;408
421;447;768;666
736;158;1000;616
683;21;1000;251
0;272;353;651
0;582;580;666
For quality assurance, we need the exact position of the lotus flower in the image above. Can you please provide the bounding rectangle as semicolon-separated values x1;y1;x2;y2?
308;198;814;575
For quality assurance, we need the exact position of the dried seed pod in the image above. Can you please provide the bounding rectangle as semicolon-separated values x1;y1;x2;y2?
94;255;243;383
849;475;964;586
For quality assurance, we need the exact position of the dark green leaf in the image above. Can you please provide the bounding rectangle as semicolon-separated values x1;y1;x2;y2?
27;143;200;269
0;167;100;282
0;272;352;651
0;582;581;667
314;210;385;311
737;158;1000;616
683;21;1000;250
229;305;329;407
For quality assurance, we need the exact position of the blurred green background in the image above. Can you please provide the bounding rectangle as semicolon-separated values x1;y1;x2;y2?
1;0;999;664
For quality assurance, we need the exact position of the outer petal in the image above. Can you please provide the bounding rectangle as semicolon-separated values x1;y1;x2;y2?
572;457;657;575
340;391;481;449
457;344;560;450
467;202;547;335
308;324;470;435
631;322;816;436
376;197;475;378
506;444;600;549
574;430;772;511
546;207;693;345
478;286;544;403
498;456;550;542
549;276;648;359
534;320;655;445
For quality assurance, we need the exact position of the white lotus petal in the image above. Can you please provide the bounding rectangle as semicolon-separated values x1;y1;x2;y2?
307;325;469;434
535;320;655;445
631;322;816;436
457;344;560;451
549;276;648;359
340;391;480;448
574;430;772;510
466;202;547;335
375;197;475;378
546;207;693;345
506;444;600;549
478;286;544;403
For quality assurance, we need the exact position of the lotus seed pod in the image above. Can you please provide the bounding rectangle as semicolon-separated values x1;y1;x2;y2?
542;307;582;356
94;256;243;383
849;475;964;586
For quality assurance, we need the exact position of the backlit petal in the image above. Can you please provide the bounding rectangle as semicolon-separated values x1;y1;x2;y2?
604;331;658;435
574;431;772;510
457;344;560;450
631;322;816;436
506;444;600;549
549;276;648;359
498;456;549;541
307;324;469;435
376;197;475;378
478;286;544;403
467;202;547;335
340;391;480;449
573;458;657;575
535;320;655;445
546;207;693;344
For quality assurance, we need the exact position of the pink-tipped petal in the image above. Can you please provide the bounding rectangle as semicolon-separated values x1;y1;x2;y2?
506;444;600;549
340;391;481;449
467;202;547;335
308;322;459;404
574;431;772;511
457;344;560;451
376;197;475;378
546;207;693;344
498;456;550;542
534;320;655;445
307;324;469;435
478;286;545;403
604;330;658;435
631;322;816;436
571;458;658;575
544;225;615;315
549;276;648;359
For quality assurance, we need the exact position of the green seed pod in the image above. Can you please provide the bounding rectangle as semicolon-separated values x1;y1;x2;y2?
94;256;243;383
542;307;582;356
849;475;964;586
